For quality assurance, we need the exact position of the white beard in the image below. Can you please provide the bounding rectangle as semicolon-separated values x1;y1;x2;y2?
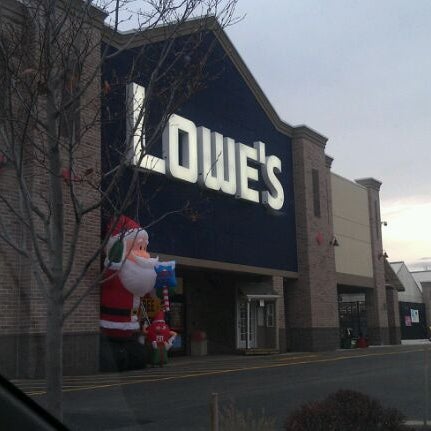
119;257;159;297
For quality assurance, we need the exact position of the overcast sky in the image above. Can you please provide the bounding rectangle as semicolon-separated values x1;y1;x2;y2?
226;0;431;267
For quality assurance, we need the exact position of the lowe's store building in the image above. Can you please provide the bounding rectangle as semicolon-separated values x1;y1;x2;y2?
101;18;399;359
0;6;401;377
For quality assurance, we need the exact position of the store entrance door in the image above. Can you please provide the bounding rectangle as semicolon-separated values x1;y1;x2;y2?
339;301;367;340
237;300;257;349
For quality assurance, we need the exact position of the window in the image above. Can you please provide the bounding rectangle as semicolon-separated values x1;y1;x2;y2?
266;302;275;328
0;45;14;167
312;168;321;217
59;62;81;140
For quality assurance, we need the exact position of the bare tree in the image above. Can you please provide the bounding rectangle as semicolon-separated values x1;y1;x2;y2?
0;0;238;420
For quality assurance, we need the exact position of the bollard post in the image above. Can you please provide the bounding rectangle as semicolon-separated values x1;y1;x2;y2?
210;392;219;431
425;346;429;427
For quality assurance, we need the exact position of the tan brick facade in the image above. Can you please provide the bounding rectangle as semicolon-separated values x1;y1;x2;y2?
356;178;390;344
386;286;401;344
0;0;103;378
285;127;339;351
272;275;286;351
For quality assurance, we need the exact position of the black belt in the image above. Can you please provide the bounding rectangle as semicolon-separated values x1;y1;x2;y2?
100;306;132;317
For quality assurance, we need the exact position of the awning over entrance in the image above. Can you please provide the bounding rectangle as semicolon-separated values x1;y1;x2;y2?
237;282;281;301
246;294;280;300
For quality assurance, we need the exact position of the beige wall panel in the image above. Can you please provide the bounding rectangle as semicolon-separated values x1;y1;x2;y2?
331;174;373;278
334;238;373;277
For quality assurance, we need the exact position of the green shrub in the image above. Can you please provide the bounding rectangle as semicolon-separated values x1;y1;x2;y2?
220;403;276;431
284;390;409;431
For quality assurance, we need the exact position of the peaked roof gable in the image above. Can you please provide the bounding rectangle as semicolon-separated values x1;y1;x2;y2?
391;261;423;303
385;260;404;291
104;17;328;147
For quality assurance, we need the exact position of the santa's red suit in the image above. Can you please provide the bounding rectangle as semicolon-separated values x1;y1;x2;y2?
100;268;141;338
100;216;158;339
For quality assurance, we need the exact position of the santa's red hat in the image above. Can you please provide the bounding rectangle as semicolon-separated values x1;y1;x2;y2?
107;215;139;236
107;215;148;243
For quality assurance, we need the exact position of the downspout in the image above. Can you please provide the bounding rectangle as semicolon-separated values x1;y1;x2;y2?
276;299;280;351
246;300;250;350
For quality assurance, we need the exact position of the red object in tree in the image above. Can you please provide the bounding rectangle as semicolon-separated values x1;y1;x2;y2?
315;232;324;245
61;168;81;183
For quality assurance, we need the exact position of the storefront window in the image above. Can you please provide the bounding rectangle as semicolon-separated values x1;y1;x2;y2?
266;302;275;327
312;169;321;217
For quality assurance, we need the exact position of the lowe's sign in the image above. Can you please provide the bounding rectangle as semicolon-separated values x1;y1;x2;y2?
127;83;284;210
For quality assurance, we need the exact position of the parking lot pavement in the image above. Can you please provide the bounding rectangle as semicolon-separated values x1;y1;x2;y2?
11;344;427;397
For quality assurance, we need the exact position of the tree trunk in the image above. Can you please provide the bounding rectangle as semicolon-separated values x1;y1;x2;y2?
45;286;64;421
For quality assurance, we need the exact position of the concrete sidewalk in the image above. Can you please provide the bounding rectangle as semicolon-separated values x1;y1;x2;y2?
401;339;431;345
164;342;428;369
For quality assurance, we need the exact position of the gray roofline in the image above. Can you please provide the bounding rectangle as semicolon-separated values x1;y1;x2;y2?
102;17;328;143
355;177;382;191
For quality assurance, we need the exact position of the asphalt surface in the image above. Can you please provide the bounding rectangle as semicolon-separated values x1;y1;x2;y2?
13;345;431;430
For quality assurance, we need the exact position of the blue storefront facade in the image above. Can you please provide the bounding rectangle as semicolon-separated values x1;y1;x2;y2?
101;19;342;356
102;35;297;274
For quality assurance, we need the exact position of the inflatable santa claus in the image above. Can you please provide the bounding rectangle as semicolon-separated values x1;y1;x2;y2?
100;215;159;339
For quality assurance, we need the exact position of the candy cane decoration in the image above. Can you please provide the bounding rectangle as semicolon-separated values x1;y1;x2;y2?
162;285;170;312
155;263;176;312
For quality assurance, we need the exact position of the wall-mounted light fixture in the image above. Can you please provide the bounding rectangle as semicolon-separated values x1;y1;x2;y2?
381;221;388;226
378;251;388;260
329;236;339;247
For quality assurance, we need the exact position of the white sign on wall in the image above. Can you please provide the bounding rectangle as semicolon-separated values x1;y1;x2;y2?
411;309;419;323
127;82;285;211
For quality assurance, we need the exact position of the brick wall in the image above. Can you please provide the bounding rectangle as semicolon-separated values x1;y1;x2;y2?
356;178;389;345
285;127;339;351
0;1;103;378
272;275;286;352
386;286;401;344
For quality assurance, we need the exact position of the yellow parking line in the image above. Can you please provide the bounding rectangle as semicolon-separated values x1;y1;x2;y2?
16;388;44;394
19;370;229;392
276;354;319;361
25;348;423;397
